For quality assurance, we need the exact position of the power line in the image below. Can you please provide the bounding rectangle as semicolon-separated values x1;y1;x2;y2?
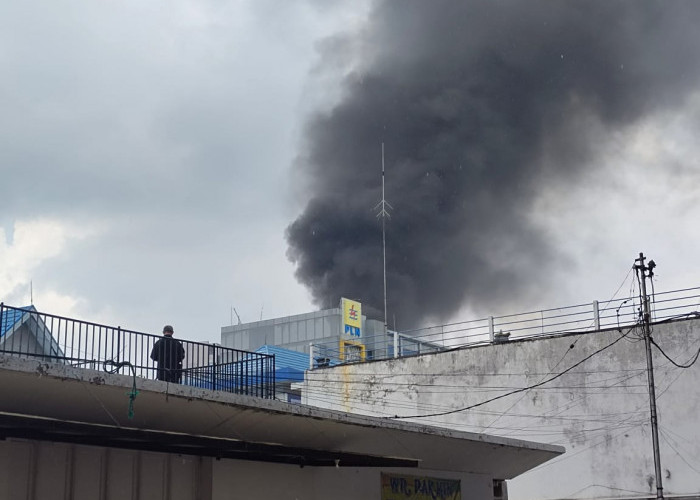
302;337;687;443
478;275;633;433
527;421;647;471
658;428;700;475
650;336;700;369
382;324;638;420
303;366;651;381
565;483;656;498
303;388;648;437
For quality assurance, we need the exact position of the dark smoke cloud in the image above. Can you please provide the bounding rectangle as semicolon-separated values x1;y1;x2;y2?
287;0;700;327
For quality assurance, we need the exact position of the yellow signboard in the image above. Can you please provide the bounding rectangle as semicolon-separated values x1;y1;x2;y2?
341;298;362;338
381;473;461;500
340;340;366;362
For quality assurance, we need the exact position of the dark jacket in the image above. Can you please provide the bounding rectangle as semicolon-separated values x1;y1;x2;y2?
150;335;185;383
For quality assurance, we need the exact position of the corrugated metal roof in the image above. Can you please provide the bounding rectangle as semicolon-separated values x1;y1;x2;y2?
183;345;307;390
0;305;35;338
256;345;308;372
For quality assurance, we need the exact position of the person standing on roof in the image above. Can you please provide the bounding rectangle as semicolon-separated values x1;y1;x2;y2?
150;325;185;383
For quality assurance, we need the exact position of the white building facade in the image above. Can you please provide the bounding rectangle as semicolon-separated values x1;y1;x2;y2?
302;318;700;500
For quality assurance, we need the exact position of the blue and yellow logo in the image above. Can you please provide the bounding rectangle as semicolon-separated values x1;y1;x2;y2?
342;298;362;337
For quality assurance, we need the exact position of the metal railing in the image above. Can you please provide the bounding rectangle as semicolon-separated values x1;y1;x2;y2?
0;303;275;399
309;286;700;368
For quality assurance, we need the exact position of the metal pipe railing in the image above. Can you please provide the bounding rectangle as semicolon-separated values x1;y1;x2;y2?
0;304;275;399
307;286;700;368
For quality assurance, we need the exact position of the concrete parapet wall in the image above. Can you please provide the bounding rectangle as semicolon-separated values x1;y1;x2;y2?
303;318;700;500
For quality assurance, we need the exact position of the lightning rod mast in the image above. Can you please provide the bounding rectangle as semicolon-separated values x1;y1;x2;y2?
375;143;393;339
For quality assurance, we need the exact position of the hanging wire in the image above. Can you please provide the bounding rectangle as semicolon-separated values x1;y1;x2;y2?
650;337;700;369
103;360;139;419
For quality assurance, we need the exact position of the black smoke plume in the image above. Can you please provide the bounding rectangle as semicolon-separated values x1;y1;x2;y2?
287;0;700;327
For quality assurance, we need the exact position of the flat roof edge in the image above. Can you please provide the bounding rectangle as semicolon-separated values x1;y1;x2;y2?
0;354;564;456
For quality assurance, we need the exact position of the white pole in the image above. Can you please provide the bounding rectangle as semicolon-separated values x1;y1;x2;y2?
593;300;600;330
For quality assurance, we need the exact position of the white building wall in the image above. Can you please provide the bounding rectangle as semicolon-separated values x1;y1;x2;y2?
302;319;700;500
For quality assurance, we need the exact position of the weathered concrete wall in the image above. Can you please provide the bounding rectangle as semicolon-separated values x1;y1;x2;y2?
302;318;700;500
0;439;491;500
213;461;491;500
0;440;210;500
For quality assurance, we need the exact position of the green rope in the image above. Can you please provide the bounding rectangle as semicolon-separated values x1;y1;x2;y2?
103;360;139;420
127;386;139;419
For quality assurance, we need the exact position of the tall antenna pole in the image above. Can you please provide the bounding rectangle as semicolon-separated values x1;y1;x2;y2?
375;143;393;338
634;252;664;500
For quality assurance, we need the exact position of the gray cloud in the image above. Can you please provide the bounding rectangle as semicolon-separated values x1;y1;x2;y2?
2;0;699;343
287;0;700;327
0;1;340;339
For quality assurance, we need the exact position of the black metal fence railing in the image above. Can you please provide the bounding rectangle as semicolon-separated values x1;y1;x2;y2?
0;303;275;399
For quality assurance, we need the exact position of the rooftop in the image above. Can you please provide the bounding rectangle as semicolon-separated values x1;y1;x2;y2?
0;354;564;476
0;305;35;337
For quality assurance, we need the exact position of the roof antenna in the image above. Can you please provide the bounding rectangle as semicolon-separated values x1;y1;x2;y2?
30;280;33;305
231;306;242;325
374;142;393;338
260;303;264;321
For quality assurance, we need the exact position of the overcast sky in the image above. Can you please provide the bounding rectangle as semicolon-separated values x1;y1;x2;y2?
2;1;699;343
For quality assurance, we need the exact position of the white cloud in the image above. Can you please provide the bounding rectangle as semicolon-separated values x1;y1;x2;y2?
0;218;98;311
529;96;700;308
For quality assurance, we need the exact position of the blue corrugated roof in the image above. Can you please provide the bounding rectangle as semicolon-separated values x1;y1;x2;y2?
255;345;309;382
181;345;307;391
0;305;36;338
256;345;309;372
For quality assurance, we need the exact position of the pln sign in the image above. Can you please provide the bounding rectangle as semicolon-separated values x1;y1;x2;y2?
341;298;362;338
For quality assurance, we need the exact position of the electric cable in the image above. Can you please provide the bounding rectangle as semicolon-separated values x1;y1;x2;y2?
302;389;647;437
303;341;662;427
382;324;638;419
650;337;700;369
303;331;686;435
302;379;659;445
659;427;700;474
522;421;647;471
564;483;656;498
304;366;650;381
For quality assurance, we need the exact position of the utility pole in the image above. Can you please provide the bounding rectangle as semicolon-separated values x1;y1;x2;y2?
634;252;664;500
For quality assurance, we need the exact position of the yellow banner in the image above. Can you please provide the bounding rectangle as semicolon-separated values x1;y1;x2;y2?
341;298;362;337
381;473;461;500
